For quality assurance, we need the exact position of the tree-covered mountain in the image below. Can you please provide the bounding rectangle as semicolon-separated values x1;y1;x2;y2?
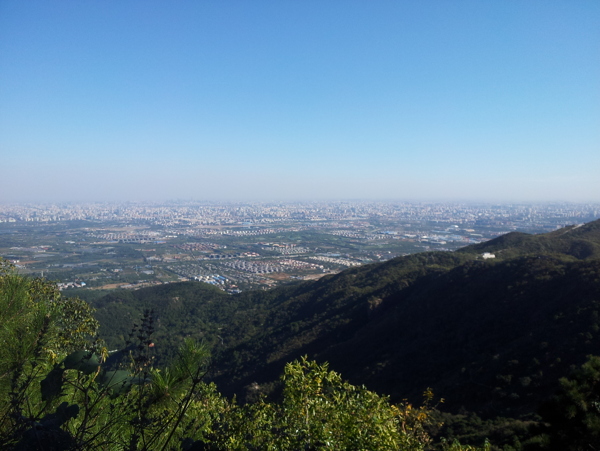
0;261;442;451
456;219;600;260
88;219;600;444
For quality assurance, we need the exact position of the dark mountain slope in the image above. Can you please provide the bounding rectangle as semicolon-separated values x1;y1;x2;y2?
318;256;600;416
212;254;600;418
212;252;471;390
88;218;600;420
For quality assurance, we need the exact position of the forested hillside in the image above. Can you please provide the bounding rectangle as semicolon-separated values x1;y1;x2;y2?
1;261;446;450
83;219;600;448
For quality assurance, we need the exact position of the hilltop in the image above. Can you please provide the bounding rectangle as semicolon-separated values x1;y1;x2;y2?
456;218;600;260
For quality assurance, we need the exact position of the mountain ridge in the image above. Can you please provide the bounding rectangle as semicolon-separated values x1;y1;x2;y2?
457;218;600;260
88;219;600;423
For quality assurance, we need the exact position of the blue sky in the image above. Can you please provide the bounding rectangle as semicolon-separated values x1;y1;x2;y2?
1;1;598;203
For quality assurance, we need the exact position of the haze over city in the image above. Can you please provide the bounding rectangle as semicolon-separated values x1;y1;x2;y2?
1;1;599;203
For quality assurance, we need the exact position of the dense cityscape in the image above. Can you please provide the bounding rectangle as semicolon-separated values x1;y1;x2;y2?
1;200;598;294
2;200;599;225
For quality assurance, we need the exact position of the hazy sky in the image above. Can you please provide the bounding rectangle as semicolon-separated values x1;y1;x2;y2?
1;1;599;203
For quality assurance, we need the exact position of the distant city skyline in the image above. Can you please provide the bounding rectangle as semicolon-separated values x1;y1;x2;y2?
1;1;599;203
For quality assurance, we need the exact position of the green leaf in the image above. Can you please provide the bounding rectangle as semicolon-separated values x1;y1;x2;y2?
62;350;100;374
100;370;147;395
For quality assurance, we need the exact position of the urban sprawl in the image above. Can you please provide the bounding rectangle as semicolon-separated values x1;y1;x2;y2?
1;201;598;293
